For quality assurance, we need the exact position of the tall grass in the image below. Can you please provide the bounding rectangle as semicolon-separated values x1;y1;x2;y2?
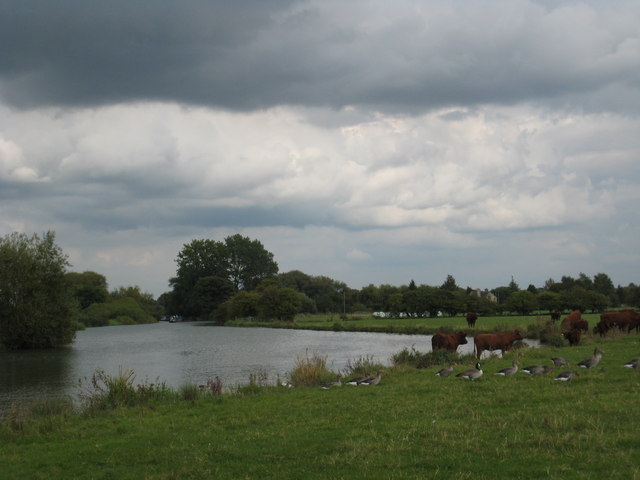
288;351;337;387
77;368;173;410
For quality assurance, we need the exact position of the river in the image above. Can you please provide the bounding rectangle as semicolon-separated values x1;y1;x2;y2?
1;321;473;414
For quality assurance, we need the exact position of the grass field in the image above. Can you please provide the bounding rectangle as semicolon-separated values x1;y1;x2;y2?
226;312;603;336
2;316;639;479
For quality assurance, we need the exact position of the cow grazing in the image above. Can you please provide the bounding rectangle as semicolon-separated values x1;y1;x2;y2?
432;332;468;352
466;312;478;328
474;330;523;359
563;328;582;346
596;310;640;336
561;310;588;332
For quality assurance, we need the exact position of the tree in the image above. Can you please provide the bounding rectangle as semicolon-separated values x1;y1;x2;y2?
109;285;164;320
440;275;459;291
506;291;538;315
257;285;301;321
225;234;278;290
0;232;76;349
168;235;278;317
537;291;562;312
66;271;109;309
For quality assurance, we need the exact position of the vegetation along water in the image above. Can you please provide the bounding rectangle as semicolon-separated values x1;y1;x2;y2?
2;323;640;479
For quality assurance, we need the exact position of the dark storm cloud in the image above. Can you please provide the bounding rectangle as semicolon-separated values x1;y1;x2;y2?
1;0;638;113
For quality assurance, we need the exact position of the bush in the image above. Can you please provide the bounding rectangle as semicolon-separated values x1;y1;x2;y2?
77;368;172;410
345;355;385;377
79;297;156;327
288;352;336;387
392;347;464;369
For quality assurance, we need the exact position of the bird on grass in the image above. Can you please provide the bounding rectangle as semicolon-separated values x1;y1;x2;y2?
551;357;569;367
320;375;344;389
554;370;579;382
577;347;604;369
522;365;553;375
435;364;456;377
623;357;640;369
456;363;483;381
360;371;382;386
495;361;518;376
347;373;373;386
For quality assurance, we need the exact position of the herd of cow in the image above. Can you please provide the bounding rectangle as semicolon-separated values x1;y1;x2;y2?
432;309;640;358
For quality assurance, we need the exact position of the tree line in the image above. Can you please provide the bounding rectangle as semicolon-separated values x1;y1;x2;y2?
2;230;639;350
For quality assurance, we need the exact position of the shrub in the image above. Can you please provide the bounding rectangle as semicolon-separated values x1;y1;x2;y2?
77;368;171;410
78;297;156;327
392;347;463;369
345;355;385;377
288;352;336;387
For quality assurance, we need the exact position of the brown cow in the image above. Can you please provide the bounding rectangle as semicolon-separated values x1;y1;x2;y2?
563;329;582;346
550;310;562;322
432;332;468;352
561;310;587;332
596;310;640;336
474;330;523;359
466;312;478;328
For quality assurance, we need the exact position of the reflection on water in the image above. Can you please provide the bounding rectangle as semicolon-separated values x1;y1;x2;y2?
0;322;536;415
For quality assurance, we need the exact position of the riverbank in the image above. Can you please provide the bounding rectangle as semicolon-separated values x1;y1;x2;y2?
224;312;603;337
2;333;639;479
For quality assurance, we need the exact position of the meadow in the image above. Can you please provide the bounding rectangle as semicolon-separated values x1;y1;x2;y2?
2;314;639;479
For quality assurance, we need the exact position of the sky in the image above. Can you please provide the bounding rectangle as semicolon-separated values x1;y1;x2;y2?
1;0;639;298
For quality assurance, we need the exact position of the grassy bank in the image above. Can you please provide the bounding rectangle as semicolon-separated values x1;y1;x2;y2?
2;332;639;479
225;312;603;337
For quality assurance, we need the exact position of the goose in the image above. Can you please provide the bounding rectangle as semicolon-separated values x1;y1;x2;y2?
495;360;518;376
577;347;604;369
360;371;382;386
554;370;579;382
347;374;371;386
551;357;569;367
623;357;640;369
321;375;344;389
435;364;456;377
456;363;483;381
522;365;553;375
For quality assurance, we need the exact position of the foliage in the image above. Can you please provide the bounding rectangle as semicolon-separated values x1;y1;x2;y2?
166;234;278;318
344;355;385;377
78;297;156;327
65;271;109;309
0;231;76;349
506;290;538;315
257;285;301;321
109;285;164;320
287;351;336;387
391;346;465;369
77;368;172;411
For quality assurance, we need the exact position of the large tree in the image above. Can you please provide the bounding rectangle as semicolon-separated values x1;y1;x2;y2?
0;232;76;349
225;234;278;290
167;234;278;317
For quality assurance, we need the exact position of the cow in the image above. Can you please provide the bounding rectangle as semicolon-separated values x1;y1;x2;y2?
563;328;582;346
597;310;640;336
550;310;562;322
474;330;523;359
561;310;586;332
432;332;468;352
466;312;478;328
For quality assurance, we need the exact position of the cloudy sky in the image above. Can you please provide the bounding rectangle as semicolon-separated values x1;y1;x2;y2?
1;0;639;297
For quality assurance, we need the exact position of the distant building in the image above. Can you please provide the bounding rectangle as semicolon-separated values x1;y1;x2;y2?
473;288;498;303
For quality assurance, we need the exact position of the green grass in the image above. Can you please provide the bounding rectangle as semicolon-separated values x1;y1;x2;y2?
2;331;640;479
226;312;603;336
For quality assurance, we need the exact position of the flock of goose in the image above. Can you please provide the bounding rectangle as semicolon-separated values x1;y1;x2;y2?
436;347;640;382
319;348;639;389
